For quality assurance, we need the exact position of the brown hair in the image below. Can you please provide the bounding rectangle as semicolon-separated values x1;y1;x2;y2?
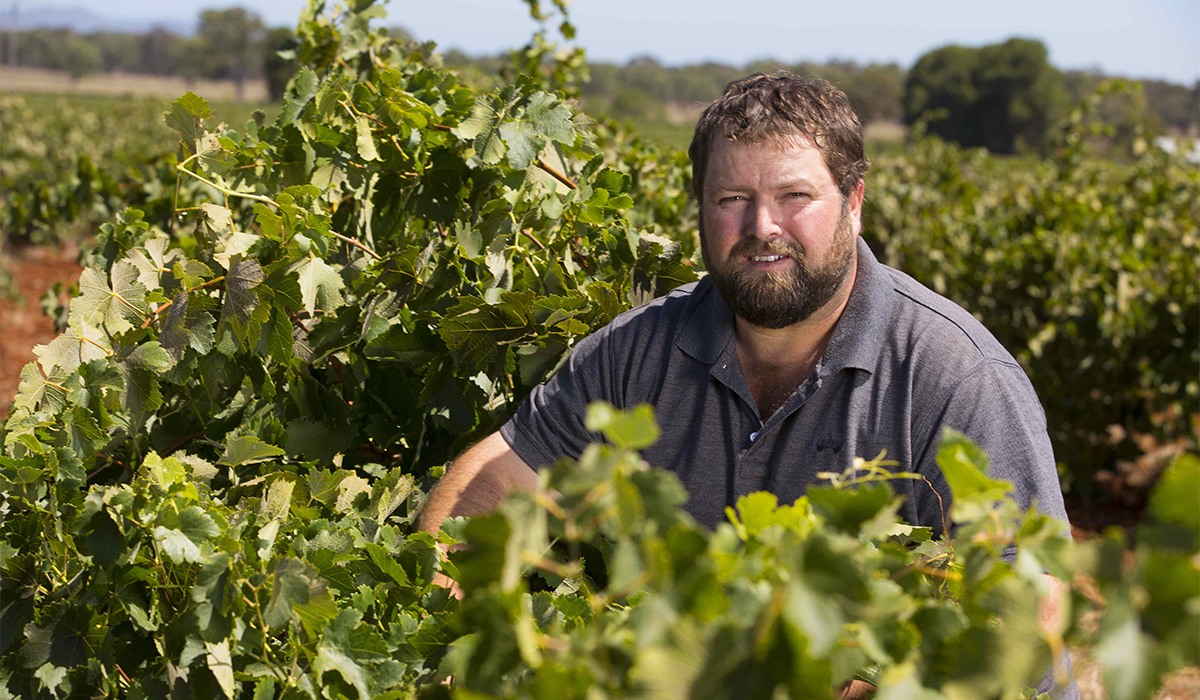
688;72;869;202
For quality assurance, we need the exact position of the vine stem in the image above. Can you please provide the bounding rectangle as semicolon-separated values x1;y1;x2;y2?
521;229;548;250
175;155;382;260
114;663;132;684
164;431;206;456
426;122;579;190
80;335;115;356
139;276;227;329
332;231;382;260
176;161;278;210
536;159;577;189
249;585;286;679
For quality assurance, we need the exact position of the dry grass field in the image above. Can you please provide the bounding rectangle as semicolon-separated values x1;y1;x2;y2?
0;66;269;102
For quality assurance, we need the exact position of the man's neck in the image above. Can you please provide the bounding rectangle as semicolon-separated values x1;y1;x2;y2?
734;264;857;419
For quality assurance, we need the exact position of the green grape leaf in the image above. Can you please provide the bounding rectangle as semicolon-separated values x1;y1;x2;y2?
35;320;112;375
117;341;171;428
783;578;844;657
145;451;187;490
454;92;513;167
218;435;285;467
608;537;643;592
1094;613;1158;700
254;204;284;241
126;237;180;291
165;91;212;154
807;484;894;536
289;253;345;317
153;526;203;564
197;132;235;174
73;263;149;336
173;258;214;289
81;510;125;569
12;362;69;415
451;513;511;594
206;640;236;699
200;203;233;239
364;543;410;586
500;91;575;169
1148;453;1199;532
213;230;262;270
286;418;356;463
219;257;264;329
19;606;102;670
63;406;104;460
584;402;660;450
355;114;380;161
279;66;319;124
730;491;808;538
161;293;216;363
437;291;536;372
265;559;323;629
307;469;348;508
179;505;220;541
260;477;296;521
935;428;1012;504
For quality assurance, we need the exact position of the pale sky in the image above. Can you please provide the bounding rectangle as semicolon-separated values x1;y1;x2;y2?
11;0;1200;84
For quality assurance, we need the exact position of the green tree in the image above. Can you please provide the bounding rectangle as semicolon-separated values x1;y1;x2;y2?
139;26;180;76
261;26;296;102
52;33;103;81
842;63;906;123
88;31;141;72
169;36;215;86
904;38;1067;153
197;7;266;101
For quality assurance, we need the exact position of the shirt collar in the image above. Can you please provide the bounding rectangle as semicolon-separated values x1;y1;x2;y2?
674;237;893;374
674;276;736;364
817;237;893;375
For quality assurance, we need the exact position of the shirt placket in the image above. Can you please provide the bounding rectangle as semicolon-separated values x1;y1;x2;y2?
710;351;828;485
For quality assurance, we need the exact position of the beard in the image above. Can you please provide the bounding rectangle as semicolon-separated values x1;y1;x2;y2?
701;212;856;329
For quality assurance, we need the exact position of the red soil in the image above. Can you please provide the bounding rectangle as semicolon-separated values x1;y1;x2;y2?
0;241;82;418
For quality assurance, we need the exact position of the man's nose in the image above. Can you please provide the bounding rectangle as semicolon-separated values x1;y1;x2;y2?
744;202;782;239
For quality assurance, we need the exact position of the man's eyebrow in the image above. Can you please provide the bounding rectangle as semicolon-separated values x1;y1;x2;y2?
773;178;819;191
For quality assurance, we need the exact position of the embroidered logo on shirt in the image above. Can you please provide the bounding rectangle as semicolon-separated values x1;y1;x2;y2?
815;434;844;454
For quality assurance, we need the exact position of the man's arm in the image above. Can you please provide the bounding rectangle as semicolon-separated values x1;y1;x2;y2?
416;431;538;536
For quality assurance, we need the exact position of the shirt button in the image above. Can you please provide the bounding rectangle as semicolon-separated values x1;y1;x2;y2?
749;432;758;442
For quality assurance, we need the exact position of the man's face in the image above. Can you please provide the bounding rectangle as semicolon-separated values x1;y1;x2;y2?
699;134;863;329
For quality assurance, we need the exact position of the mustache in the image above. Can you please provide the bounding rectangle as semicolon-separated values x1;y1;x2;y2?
728;238;805;260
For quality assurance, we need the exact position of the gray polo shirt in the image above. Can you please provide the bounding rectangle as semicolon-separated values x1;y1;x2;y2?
501;238;1070;535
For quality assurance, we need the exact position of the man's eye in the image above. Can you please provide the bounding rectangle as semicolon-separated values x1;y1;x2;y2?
786;192;810;199
718;196;744;204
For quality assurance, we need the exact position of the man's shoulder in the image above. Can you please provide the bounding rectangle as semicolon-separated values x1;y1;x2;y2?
880;265;1016;367
601;278;710;338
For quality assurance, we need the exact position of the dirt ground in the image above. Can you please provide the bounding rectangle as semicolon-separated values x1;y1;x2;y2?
0;241;82;418
0;243;1197;697
0;66;268;102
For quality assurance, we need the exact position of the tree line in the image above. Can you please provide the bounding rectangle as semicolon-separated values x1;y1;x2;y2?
1;8;1197;154
0;8;295;101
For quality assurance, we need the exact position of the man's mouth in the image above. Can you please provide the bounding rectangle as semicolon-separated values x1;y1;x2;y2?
748;254;788;262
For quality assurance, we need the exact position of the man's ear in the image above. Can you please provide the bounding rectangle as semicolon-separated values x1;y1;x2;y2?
848;179;865;235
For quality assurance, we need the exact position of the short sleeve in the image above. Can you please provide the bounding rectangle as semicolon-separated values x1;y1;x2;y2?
911;358;1071;537
500;326;619;468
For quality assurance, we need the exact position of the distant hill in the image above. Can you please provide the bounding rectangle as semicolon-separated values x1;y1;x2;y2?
0;5;193;36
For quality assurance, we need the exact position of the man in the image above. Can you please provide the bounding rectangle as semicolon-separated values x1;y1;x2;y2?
419;73;1075;697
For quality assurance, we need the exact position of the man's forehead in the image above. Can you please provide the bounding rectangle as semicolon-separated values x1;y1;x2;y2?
713;123;818;149
700;132;835;187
